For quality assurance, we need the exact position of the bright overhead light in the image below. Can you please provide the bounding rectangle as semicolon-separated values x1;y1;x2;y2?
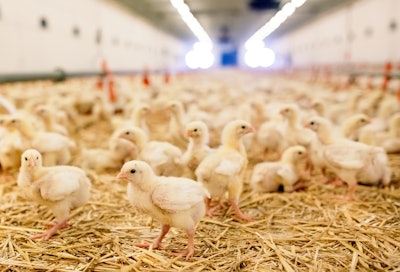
259;48;275;67
292;0;306;8
170;0;212;46
185;45;214;69
245;40;264;50
282;2;295;17
170;0;184;9
245;47;275;68
244;50;259;68
185;50;198;69
193;42;212;51
245;0;307;45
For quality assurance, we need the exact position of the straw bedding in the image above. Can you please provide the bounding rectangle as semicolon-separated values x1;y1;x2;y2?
0;80;400;271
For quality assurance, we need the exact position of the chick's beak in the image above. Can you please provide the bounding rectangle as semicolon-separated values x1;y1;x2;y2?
28;157;36;167
248;126;256;133
116;171;127;180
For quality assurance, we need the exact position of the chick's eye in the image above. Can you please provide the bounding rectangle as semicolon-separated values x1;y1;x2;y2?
194;128;198;132
11;119;16;123
125;131;130;135
130;169;136;174
241;125;246;129
361;119;365;122
310;121;315;125
298;151;303;155
36;156;39;160
285;109;289;112
24;157;28;161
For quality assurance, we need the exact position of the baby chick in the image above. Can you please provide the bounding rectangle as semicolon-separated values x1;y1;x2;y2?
0;115;25;176
17;149;91;240
340;113;370;141
165;100;189;150
118;126;184;176
279;104;315;148
6;115;76;166
306;116;391;200
195;120;255;221
35;105;69;136
181;121;214;178
251;145;309;193
116;160;209;260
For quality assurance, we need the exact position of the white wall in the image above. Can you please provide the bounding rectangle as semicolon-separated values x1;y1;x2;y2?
0;0;185;74
270;0;400;68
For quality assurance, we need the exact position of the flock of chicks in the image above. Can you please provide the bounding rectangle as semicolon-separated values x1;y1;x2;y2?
0;71;399;260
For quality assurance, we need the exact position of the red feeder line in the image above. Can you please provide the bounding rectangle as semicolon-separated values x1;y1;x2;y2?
164;71;170;84
108;78;116;103
381;62;392;91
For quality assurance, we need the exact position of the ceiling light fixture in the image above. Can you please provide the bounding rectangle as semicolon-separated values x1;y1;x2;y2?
245;0;307;46
170;0;213;47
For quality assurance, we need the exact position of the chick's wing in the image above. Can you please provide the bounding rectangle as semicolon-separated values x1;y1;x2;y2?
38;170;81;201
151;179;206;213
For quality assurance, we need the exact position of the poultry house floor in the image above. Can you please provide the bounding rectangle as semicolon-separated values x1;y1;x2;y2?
0;75;399;271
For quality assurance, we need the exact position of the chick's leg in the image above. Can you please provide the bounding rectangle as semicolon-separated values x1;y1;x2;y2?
31;219;68;240
331;176;345;187
228;179;252;221
205;197;221;216
205;197;227;217
339;172;358;201
185;227;196;260
44;221;69;229
153;224;170;249
31;205;71;240
135;224;170;250
343;183;357;201
230;198;252;221
171;227;196;260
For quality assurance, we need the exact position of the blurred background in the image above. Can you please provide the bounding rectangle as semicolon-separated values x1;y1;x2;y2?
0;0;399;79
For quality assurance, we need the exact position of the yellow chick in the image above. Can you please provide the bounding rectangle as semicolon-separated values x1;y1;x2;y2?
181;121;215;178
251;145;309;193
17;149;91;240
306;116;391;200
79;140;136;173
195;120;255;221
339;113;370;141
360;112;400;153
130;102;151;133
116;160;209;260
35;105;69;136
0;115;25;176
245;120;287;163
279;104;315;148
5;115;76;166
165;100;189;150
118;126;184;176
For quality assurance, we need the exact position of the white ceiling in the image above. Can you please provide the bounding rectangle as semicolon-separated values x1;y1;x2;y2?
111;0;356;44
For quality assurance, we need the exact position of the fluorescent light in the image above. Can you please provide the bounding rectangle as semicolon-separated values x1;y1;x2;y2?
292;0;306;8
245;47;275;68
170;0;184;9
185;45;214;69
246;0;307;44
170;0;212;46
245;40;265;50
282;2;295;17
260;48;275;67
